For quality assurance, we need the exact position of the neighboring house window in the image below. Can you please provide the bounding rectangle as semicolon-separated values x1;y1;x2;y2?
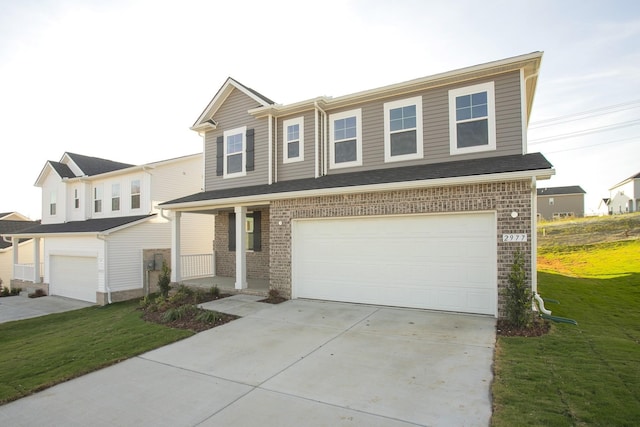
50;191;57;216
94;185;103;213
283;117;304;163
549;198;554;206
131;180;140;209
112;183;120;211
228;211;262;252
74;189;80;209
448;81;496;155
223;126;247;178
384;96;423;162
329;108;362;169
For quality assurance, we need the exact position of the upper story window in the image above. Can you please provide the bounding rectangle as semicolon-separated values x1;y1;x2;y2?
448;81;496;155
283;117;304;163
384;96;423;162
223;126;247;178
74;188;80;209
49;191;57;216
549;198;554;206
94;185;103;213
329;108;362;169
131;180;141;210
111;183;120;211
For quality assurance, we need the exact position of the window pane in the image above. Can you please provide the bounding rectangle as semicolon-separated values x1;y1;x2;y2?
246;217;254;251
403;116;416;129
131;180;140;194
345;126;357;139
456;106;472;121
112;197;120;211
471;91;487;105
390;118;403;132
227;133;243;154
131;194;140;209
390;130;417;156
456;95;471;109
287;124;299;141
403;105;416;117
288;141;299;158
335;139;357;163
227;153;242;173
457;119;489;148
95;200;102;213
390;107;403;121
472;104;487;118
345;116;356;128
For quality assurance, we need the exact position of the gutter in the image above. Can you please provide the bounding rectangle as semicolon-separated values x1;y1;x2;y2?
314;101;328;176
96;233;112;304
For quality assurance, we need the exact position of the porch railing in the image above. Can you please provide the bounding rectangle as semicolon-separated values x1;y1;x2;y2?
180;253;215;279
13;263;44;282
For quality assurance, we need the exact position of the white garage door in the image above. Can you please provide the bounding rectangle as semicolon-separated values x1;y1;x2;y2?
50;255;98;303
292;213;496;315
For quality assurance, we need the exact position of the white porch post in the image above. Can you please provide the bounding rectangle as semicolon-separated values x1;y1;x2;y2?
12;237;19;280
33;237;41;283
171;211;182;282
235;206;247;290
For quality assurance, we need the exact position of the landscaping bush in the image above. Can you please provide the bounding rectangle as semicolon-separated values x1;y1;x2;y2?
502;249;532;328
28;289;47;298
157;261;171;298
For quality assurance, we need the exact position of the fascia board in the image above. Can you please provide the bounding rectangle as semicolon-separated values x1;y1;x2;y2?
164;167;555;212
34;162;55;187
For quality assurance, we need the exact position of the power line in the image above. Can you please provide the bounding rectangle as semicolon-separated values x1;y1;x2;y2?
538;136;638;155
528;119;640;145
530;99;640;129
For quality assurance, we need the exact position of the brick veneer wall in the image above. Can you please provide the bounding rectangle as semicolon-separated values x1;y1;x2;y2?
214;209;270;280
269;179;533;319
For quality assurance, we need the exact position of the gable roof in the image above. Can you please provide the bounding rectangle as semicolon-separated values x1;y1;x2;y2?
191;77;275;131
537;186;586;196
2;215;155;238
48;161;76;179
64;152;134;176
0;220;41;249
161;153;553;209
610;171;640;190
0;212;32;221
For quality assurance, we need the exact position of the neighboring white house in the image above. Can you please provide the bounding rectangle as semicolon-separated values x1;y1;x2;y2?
0;212;42;287
606;171;640;215
3;153;214;304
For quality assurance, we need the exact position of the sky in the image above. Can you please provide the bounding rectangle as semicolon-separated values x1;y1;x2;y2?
1;0;639;219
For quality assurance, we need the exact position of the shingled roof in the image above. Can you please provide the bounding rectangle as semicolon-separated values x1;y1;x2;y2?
3;215;154;237
537;185;585;196
65;152;134;176
162;152;553;207
0;220;41;249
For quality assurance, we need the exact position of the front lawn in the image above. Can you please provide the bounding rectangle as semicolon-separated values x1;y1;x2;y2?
0;300;193;405
491;239;640;426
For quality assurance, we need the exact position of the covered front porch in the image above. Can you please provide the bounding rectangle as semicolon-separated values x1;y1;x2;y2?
181;275;269;296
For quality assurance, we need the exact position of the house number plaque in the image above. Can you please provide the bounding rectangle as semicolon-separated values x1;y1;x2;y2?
502;234;527;242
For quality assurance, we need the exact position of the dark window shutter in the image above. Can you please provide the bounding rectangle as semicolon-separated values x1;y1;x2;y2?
216;136;224;176
253;211;261;251
228;213;236;251
246;129;255;171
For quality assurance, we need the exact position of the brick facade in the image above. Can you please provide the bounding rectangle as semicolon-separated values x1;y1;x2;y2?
269;179;533;319
214;209;270;280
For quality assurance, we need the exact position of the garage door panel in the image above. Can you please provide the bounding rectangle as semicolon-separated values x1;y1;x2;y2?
293;213;496;315
50;256;98;303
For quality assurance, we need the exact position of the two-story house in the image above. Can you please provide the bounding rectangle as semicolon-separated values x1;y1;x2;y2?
161;52;554;319
537;186;586;220
607;171;640;214
4;152;214;304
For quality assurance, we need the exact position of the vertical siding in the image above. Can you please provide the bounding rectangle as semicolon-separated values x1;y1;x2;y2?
204;88;269;191
277;109;317;181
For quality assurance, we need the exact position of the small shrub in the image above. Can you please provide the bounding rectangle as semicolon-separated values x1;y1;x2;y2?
161;305;196;323
12;287;22;295
195;309;221;323
502;249;532;328
157;262;171;298
268;288;280;299
209;286;220;298
29;289;47;298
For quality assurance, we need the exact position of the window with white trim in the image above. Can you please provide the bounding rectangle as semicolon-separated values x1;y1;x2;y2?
131;180;141;209
49;191;57;216
111;183;120;211
283;117;304;163
224;126;247;178
74;188;80;209
449;81;496;155
329;109;362;169
94;185;103;213
384;96;423;162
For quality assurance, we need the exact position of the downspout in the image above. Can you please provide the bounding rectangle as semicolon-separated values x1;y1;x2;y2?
268;113;273;185
314;106;319;178
531;176;539;305
274;117;278;183
314;101;327;176
160;208;171;221
96;234;112;304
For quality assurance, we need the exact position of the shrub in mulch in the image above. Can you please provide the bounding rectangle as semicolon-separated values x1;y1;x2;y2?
28;289;47;298
497;317;551;337
139;285;238;333
259;288;287;304
0;286;22;297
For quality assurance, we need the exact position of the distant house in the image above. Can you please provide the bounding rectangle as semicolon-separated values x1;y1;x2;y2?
536;186;585;220
2;153;213;304
607;171;640;215
0;213;41;286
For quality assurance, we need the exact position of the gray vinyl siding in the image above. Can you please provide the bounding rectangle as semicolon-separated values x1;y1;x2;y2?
325;70;524;175
204;88;269;191
277;109;317;181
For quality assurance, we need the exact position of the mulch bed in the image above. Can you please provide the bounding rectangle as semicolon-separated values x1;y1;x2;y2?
141;309;239;333
496;318;551;337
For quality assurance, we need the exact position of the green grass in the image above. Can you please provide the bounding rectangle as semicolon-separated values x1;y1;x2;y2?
492;236;640;426
0;300;192;404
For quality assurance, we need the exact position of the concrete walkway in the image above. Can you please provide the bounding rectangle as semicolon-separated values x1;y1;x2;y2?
0;295;93;323
0;297;496;426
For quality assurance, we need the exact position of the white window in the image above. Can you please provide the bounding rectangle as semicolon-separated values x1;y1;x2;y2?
112;183;120;211
384;96;423;162
74;188;80;209
448;81;496;155
94;185;103;213
131;180;141;210
549;198;554;206
224;126;247;178
329;108;362;169
283;117;304;163
50;191;57;216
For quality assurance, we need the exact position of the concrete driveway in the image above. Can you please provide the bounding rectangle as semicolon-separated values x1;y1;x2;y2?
0;297;496;426
0;295;93;323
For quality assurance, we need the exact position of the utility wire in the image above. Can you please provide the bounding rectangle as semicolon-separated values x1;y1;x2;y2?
537;136;638;155
530;99;640;128
529;119;640;145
